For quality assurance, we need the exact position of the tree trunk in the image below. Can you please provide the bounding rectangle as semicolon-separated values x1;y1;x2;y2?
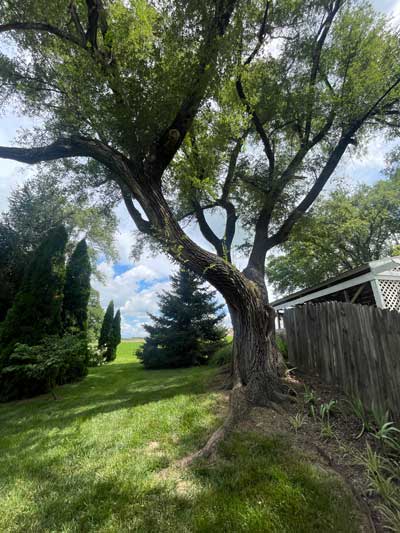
124;183;286;461
230;291;282;406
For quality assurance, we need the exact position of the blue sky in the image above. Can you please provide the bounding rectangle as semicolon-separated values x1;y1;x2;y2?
1;0;399;337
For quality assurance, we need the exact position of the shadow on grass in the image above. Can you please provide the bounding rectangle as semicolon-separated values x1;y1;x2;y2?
0;431;359;533
0;353;360;532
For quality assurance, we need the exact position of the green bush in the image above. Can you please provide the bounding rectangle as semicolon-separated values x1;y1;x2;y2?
0;225;67;359
0;334;89;401
210;342;233;367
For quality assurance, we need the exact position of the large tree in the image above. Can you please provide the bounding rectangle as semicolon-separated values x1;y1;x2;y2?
0;172;117;319
0;1;400;455
267;171;400;293
3;172;117;260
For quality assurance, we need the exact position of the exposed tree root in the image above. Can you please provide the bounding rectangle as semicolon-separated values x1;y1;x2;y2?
177;378;290;468
177;383;249;467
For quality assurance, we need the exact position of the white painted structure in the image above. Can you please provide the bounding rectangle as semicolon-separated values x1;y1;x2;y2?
271;256;400;314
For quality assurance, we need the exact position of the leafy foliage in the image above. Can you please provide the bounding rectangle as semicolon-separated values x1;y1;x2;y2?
267;171;400;293
0;225;68;360
137;268;226;369
210;341;233;367
0;223;25;322
0;173;117;320
63;239;91;332
1;1;400;398
0;334;89;402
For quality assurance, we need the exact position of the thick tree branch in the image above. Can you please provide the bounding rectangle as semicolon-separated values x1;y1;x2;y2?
304;0;342;142
85;0;108;49
223;202;237;259
68;1;86;45
148;0;239;180
0;21;84;47
221;135;245;203
265;135;352;250
193;200;225;258
0;138;91;164
0;137;137;193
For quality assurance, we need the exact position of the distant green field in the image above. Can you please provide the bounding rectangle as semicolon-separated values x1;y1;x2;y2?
0;342;359;532
118;339;143;354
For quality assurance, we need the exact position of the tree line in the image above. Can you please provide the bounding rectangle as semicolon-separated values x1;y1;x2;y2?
267;169;400;293
0;179;121;401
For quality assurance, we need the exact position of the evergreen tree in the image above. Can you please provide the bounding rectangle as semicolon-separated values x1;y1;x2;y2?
63;239;91;332
137;268;226;369
98;300;114;359
0;225;68;361
0;223;24;322
108;310;121;362
87;289;104;344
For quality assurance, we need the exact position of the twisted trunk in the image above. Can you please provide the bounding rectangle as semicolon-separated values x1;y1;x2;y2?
126;180;285;460
230;298;281;405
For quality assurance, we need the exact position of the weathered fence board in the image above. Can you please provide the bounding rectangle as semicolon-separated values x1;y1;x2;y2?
283;302;400;419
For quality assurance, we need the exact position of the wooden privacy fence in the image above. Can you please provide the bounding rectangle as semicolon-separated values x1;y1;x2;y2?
283;302;400;419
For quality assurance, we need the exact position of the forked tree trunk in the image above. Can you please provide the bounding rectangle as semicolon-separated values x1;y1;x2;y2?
127;185;285;461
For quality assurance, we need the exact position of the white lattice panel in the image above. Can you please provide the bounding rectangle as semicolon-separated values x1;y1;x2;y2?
378;280;400;310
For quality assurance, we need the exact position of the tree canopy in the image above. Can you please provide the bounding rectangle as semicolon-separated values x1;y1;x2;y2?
267;170;400;293
1;1;400;411
0;172;117;320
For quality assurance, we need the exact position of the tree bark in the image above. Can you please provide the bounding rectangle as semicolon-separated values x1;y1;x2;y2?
229;289;282;405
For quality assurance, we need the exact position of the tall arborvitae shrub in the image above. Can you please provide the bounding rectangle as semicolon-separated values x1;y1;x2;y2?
98;300;114;359
0;225;68;361
137;268;226;369
63;239;91;332
0;223;25;323
87;289;104;343
107;309;121;362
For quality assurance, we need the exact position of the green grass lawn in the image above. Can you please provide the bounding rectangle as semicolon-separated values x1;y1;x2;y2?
0;342;360;532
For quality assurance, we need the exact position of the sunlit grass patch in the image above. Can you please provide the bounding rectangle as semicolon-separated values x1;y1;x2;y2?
0;342;360;532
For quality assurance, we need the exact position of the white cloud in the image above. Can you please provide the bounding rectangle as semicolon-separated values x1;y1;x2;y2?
93;250;176;338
